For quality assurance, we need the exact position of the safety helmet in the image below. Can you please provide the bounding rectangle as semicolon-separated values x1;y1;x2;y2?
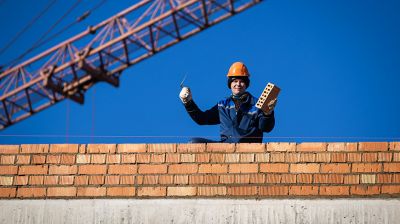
227;62;250;88
227;62;250;77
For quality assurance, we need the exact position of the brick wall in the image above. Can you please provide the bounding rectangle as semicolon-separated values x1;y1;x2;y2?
0;142;399;198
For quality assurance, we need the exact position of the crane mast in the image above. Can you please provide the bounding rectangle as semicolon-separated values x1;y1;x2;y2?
0;0;262;130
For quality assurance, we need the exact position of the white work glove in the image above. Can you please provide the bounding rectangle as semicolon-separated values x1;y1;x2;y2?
264;98;277;115
179;87;192;104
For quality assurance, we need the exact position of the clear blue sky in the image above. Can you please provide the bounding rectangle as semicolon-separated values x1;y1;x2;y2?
0;0;399;144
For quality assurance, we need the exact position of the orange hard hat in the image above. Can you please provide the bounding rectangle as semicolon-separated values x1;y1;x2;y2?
227;62;250;77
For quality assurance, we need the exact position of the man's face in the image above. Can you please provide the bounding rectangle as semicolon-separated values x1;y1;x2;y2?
230;78;247;95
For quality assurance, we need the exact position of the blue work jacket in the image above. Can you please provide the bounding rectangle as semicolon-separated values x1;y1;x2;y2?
184;93;275;143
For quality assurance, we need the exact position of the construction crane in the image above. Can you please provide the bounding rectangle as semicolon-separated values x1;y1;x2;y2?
0;0;262;130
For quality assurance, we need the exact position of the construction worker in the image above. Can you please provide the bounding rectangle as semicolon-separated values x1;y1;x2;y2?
179;62;276;143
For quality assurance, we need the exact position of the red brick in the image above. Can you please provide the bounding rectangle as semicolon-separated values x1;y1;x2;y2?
77;187;106;197
106;155;120;164
0;188;16;197
49;144;79;153
180;154;195;163
107;187;135;196
210;154;225;163
48;187;77;197
138;187;166;197
0;176;13;185
236;143;265;152
259;186;289;196
228;186;258;196
14;176;28;185
59;176;74;185
17;187;46;198
249;174;265;183
189;175;204;184
206;143;235;152
260;163;289;173
255;153;270;162
177;144;206;153
87;144;116;153
225;154;240;163
320;186;349;196
267;143;296;152
382;185;400;194
44;176;59;185
20;144;49;153
297;174;313;183
377;174;392;183
159;175;174;184
199;164;228;173
314;174;344;183
299;153;316;162
1;155;15;164
105;176;120;185
390;142;400;151
347;153;362;162
78;144;86;153
169;164;198;174
138;164;167;174
16;155;30;164
290;163;320;173
378;153;392;162
344;175;359;184
49;165;77;174
315;153;331;162
121;154;136;163
0;165;18;174
118;144;147;153
168;187;196;196
108;165;137;174
78;165;107;174
91;154;106;164
198;187;226;196
270;153;285;162
359;142;388;151
29;176;44;185
174;175;189;184
321;164;350;173
136;154;150;163
165;154;180;163
196;154;210;163
229;164;258;173
331;153;347;162
297;143;326;152
19;165;48;175
281;174;296;183
384;163;400;172
74;176;88;185
327;143;357;152
352;163;381;173
0;145;19;154
285;153;300;163
76;155;90;164
362;153;378;162
350;186;380;195
151;154;165;163
394;153;400;162
31;155;45;164
234;174;249;184
120;176;135;184
289;186;318;196
148;144;176;153
265;174;281;183
61;155;76;164
89;176;104;185
393;174;400;183
220;175;235;184
142;175;159;185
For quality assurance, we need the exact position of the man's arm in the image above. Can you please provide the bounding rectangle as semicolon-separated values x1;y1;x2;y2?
184;100;220;125
258;111;275;132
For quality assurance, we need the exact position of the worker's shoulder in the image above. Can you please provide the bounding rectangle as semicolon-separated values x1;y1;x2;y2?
217;96;232;107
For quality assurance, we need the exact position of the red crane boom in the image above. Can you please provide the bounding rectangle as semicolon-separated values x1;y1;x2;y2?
0;0;262;130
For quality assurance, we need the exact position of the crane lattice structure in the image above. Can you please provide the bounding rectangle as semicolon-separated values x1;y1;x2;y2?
0;0;262;130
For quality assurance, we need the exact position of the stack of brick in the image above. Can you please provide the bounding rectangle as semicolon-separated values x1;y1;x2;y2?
0;142;399;198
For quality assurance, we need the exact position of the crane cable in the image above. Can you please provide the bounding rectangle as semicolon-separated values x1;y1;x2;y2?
0;0;58;57
3;0;108;69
